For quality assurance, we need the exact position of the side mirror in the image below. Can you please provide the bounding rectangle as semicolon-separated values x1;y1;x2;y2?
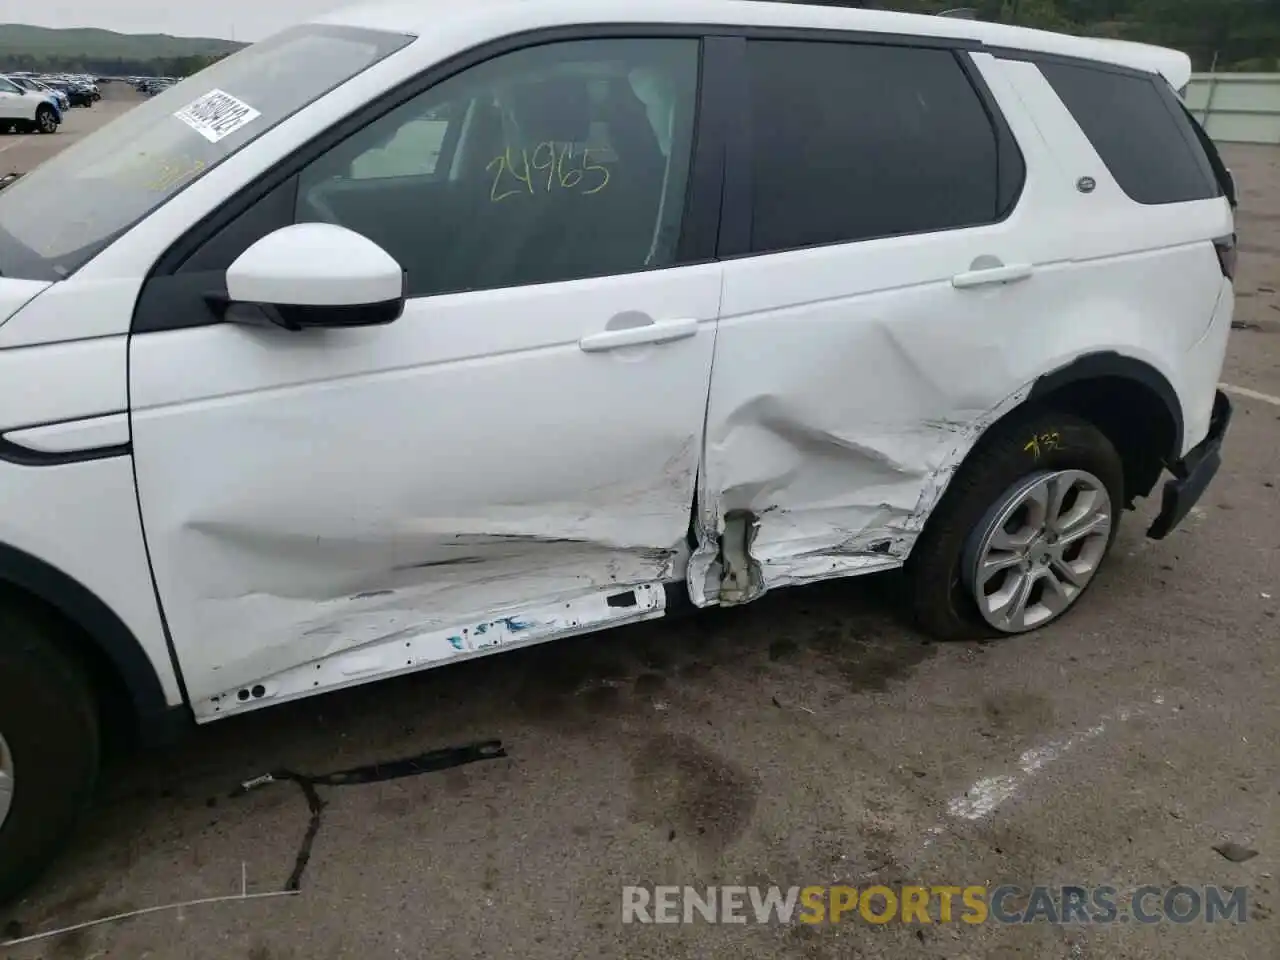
218;223;406;331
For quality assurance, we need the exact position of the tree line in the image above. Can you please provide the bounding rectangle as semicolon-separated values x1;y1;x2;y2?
13;0;1280;76
0;51;230;79
881;0;1280;70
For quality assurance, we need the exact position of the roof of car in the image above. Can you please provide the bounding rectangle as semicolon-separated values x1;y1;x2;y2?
314;0;1192;87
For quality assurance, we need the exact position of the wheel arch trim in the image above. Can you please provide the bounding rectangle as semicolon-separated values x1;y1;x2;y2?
0;540;175;730
1026;350;1184;461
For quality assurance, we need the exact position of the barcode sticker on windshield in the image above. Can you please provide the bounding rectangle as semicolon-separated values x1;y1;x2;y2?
173;89;261;143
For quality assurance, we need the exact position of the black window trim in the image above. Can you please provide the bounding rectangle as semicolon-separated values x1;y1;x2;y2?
957;48;1026;221
986;46;1163;82
714;34;1026;262
1177;99;1235;207
131;21;1182;334
1152;76;1223;202
133;24;734;335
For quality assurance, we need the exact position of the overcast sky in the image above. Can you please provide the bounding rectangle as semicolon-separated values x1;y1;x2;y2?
0;0;366;41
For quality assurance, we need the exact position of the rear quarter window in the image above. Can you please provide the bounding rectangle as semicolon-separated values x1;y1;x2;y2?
1039;60;1220;206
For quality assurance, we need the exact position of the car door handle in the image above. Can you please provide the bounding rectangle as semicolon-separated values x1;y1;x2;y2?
578;318;699;353
952;263;1034;289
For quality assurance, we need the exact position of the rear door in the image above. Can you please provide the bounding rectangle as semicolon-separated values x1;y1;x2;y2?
129;34;729;714
693;37;1041;604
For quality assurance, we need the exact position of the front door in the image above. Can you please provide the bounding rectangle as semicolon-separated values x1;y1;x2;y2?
0;80;30;122
129;36;721;713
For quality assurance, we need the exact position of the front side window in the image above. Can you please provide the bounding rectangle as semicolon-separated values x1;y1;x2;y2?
0;24;413;280
744;40;1007;255
293;37;701;298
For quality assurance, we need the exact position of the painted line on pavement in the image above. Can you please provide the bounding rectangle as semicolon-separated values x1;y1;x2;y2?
1221;382;1280;407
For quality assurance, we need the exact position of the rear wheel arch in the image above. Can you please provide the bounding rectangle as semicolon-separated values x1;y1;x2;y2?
0;542;179;747
1023;352;1181;505
902;351;1181;634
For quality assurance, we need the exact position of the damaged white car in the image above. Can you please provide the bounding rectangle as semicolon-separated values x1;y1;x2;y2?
0;0;1235;899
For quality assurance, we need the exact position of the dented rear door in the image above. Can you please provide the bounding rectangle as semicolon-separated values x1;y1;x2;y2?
692;41;1045;605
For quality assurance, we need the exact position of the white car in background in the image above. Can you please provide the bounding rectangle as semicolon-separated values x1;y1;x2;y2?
0;76;59;133
8;76;70;113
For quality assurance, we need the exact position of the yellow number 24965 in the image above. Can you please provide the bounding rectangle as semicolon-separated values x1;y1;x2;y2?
487;142;610;202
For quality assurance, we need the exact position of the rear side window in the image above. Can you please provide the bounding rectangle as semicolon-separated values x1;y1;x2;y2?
744;41;1016;255
1039;61;1220;206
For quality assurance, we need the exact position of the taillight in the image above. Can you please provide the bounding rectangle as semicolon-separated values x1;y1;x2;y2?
1216;234;1238;282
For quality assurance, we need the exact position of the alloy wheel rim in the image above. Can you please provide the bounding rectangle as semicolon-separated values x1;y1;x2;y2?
965;469;1112;633
41;112;55;131
0;733;14;831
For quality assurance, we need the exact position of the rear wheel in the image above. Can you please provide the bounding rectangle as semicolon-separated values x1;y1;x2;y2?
905;411;1125;642
0;605;100;905
35;105;57;134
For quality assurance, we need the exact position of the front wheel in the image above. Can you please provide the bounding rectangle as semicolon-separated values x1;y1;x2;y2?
34;106;57;134
0;606;100;905
905;411;1125;642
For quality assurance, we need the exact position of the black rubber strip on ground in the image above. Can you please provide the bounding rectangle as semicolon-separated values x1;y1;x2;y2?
229;740;507;891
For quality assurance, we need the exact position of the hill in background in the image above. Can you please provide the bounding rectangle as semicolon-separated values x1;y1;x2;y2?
0;23;246;76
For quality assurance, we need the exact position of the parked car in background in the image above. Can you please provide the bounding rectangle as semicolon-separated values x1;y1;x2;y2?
46;80;93;108
9;77;69;113
139;77;176;96
0;76;58;132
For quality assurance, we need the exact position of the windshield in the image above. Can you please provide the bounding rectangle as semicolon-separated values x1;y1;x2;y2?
0;23;412;280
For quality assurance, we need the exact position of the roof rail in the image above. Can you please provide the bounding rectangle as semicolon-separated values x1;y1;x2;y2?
937;7;980;17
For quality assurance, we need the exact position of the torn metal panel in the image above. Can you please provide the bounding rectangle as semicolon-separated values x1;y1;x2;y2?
690;281;1038;607
688;386;1029;606
193;583;664;720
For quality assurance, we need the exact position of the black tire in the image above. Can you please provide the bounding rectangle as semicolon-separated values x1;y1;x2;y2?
34;105;57;134
904;409;1125;642
0;605;100;905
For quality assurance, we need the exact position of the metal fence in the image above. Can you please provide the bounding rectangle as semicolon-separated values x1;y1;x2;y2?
1184;73;1280;145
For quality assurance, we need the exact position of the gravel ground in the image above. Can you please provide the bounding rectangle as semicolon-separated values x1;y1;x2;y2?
0;98;1277;960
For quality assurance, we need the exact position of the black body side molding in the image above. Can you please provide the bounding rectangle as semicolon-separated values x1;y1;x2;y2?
1027;350;1185;461
0;541;187;743
0;435;131;467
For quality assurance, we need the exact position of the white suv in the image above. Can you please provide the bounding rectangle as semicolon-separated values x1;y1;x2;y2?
0;76;59;134
0;0;1235;900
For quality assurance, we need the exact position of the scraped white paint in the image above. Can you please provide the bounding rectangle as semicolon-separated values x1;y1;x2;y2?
1220;382;1280;407
947;697;1165;821
193;582;665;720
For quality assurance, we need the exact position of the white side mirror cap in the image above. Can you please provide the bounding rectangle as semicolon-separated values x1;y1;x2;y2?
227;222;404;309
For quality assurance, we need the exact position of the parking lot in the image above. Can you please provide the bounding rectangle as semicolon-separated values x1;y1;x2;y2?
1;96;1278;960
0;86;137;176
